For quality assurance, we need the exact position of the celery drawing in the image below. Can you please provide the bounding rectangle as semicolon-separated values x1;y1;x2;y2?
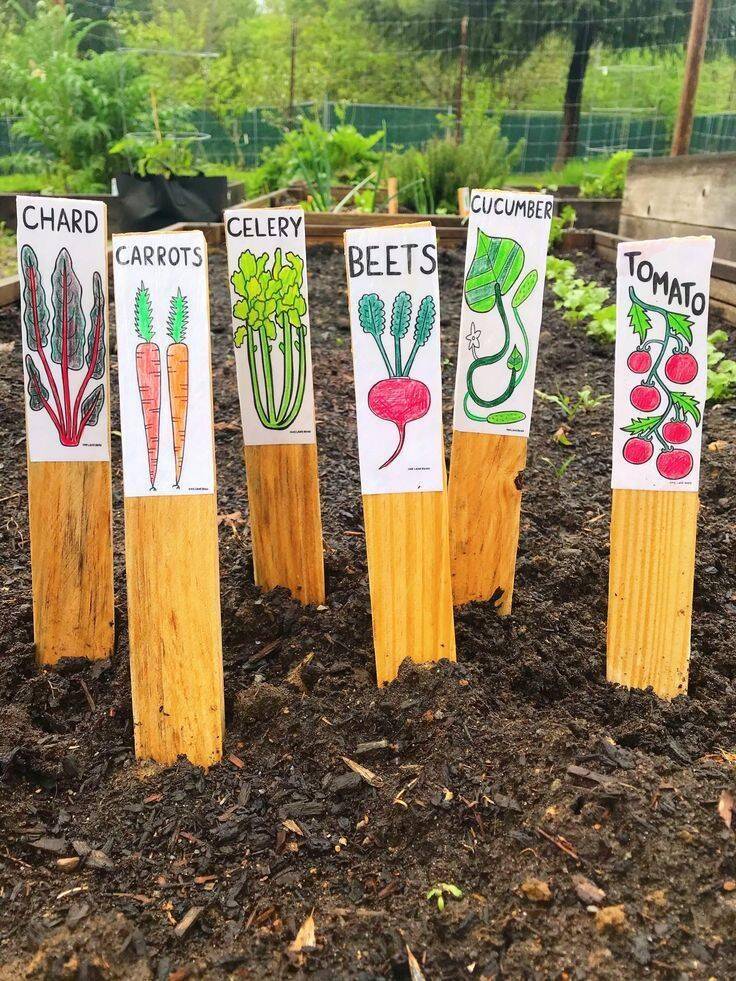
230;248;308;430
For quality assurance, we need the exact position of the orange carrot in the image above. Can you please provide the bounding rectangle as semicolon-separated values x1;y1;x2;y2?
167;342;189;487
134;284;161;491
166;288;190;489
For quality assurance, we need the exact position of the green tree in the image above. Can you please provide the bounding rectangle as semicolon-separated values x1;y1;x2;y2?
369;1;736;167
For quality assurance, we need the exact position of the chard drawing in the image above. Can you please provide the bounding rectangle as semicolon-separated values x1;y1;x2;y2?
230;248;308;430
462;230;538;425
359;289;436;469
21;245;106;445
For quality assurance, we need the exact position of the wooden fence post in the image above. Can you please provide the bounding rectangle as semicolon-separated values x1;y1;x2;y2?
113;230;224;766
16;195;114;665
344;222;455;685
607;236;715;699
224;208;324;605
448;188;553;612
387;177;399;215
671;0;713;156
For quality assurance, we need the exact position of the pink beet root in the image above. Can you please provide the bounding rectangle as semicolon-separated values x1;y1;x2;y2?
657;448;693;480
368;376;431;469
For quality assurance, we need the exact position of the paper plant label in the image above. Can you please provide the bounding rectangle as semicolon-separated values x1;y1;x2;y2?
612;237;715;492
17;195;110;462
224;208;317;445
112;231;216;498
452;189;553;438
345;225;444;496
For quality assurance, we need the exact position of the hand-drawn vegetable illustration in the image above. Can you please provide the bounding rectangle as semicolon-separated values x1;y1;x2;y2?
359;289;435;469
21;244;106;445
621;286;701;481
230;248;308;430
134;282;161;491
462;230;538;424
166;288;189;488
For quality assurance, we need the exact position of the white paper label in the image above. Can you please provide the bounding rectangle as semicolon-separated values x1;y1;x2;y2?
223;208;316;445
17;195;110;462
345;225;444;496
611;237;715;492
452;189;552;438
112;231;216;498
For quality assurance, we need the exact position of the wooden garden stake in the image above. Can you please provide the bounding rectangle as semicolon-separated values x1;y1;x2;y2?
113;230;224;766
387;177;399;215
17;196;114;665
457;187;470;218
344;222;455;685
224;208;324;605
607;236;715;699
448;189;552;612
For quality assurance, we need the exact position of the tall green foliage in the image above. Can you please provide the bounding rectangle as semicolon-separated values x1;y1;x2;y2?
0;2;148;189
388;110;523;213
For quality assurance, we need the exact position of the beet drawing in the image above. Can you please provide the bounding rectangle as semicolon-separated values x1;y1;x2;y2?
358;290;435;469
21;245;106;446
621;287;701;481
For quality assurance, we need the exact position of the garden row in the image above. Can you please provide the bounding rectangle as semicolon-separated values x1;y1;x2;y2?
16;188;715;772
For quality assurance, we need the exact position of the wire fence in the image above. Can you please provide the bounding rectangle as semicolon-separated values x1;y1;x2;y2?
2;1;736;175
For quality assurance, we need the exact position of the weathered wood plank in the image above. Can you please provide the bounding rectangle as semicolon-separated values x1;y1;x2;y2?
607;488;699;700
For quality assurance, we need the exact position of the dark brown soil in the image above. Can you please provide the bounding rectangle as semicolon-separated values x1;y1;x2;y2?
1;244;736;980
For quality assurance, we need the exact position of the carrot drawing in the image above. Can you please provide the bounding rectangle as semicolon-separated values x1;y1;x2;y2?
166;288;189;488
134;283;161;490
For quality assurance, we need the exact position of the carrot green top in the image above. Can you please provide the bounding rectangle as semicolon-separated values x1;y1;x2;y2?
134;283;154;342
167;288;189;343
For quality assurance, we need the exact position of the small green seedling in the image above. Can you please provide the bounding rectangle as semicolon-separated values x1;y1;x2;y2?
542;453;576;479
707;330;736;402
427;882;462;912
535;385;610;422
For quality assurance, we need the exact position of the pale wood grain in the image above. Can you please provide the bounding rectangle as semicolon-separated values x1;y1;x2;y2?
607;487;699;700
448;431;527;614
125;493;225;767
243;442;325;605
28;460;114;664
363;487;456;686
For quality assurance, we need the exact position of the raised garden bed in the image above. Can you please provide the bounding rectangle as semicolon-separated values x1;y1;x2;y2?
1;243;736;976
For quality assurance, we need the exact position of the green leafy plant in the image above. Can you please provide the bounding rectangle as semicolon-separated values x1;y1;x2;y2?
548;205;576;250
427;882;462;912
108;133;200;176
545;255;615;342
388;109;523;214
707;330;736;402
230;248;308;430
579;151;633;199
542;453;576;479
535;385;610;421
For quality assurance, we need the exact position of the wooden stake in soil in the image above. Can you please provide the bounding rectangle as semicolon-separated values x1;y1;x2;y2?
16;195;114;665
607;236;715;700
457;187;470;219
671;0;713;156
387;177;399;216
113;230;224;766
344;222;455;685
448;188;552;612
224;208;324;605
